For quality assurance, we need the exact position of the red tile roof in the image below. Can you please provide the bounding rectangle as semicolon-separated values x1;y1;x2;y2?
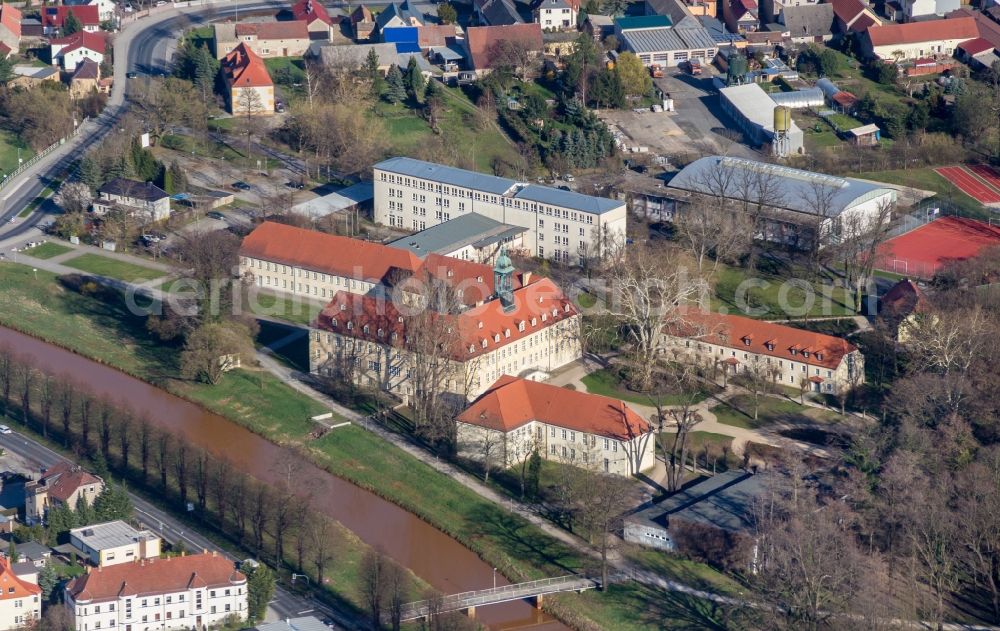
314;277;578;361
42;5;99;28
0;557;40;600
66;553;245;604
0;4;21;38
866;16;978;47
950;8;1000;49
0;43;10;57
35;462;102;503
235;20;309;40
239;222;519;305
880;278;928;318
418;24;457;47
831;91;858;108
291;0;334;25
51;30;107;54
222;42;273;88
351;4;374;23
458;376;650;440
958;36;995;56
668;310;858;370
465;23;542;69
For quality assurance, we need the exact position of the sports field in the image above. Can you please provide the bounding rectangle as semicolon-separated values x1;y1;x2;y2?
874;216;1000;278
935;165;1000;204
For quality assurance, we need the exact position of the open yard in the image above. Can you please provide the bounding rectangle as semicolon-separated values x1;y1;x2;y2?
712;261;856;319
0;130;32;177
22;241;73;259
62;253;166;283
581;368;713;406
711;394;844;430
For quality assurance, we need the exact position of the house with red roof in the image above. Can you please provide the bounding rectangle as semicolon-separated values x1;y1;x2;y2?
828;0;881;33
0;4;21;53
464;23;543;74
41;5;100;36
290;0;337;39
457;376;655;476
662;310;864;394
65;552;247;631
723;0;759;34
0;557;41;630
212;20;310;58
221;43;274;115
308;250;581;403
860;15;979;60
49;30;105;71
24;462;104;524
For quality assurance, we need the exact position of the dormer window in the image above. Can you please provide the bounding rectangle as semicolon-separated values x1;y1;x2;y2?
447;269;454;277
542;313;548;322
802;350;810;358
816;352;823;361
531;318;537;326
477;275;483;282
363;325;370;334
539;296;544;303
447;327;453;334
469;344;476;353
563;304;570;312
790;348;797;356
551;308;558;317
340;304;346;311
347;322;353;330
391;332;397;340
504;329;511;338
765;342;774;351
742;337;752;346
377;328;384;337
478;321;484;329
518;321;526;332
494;334;501;343
482;339;488;349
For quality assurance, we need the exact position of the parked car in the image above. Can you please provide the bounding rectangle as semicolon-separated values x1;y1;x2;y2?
206;211;225;220
126;71;137;79
0;425;12;435
285;181;304;190
564;173;575;182
232;181;251;191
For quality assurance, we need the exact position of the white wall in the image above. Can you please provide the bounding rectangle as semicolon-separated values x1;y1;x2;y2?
69;585;246;631
0;597;40;631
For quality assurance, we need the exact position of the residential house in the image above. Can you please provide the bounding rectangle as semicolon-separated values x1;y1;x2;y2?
9;65;59;89
24;463;104;524
388;213;528;265
0;4;21;54
534;0;579;30
63;0;117;23
619;22;719;68
221;42;275;115
290;0;336;39
12;542;51;569
957;37;999;70
828;0;881;33
779;3;834;43
662;309;865;394
351;4;376;40
893;0;959;21
212;21;310;58
664;155;896;250
879;277;929;341
0;557;41;631
50;30;105;71
309;41;426;73
463;23;543;75
417;24;459;49
373;156;625;264
625;469;768;567
376;0;423;42
723;0;760;34
68;57;100;98
860;16;978;60
69;521;162;568
93;178;171;222
949;8;1000;51
65;552;247;631
308;254;582;403
456;376;655;476
699;14;747;47
41;5;100;35
758;0;817;24
584;14;615;40
474;0;523;25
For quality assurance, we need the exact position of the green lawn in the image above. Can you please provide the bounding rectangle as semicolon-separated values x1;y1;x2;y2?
22;242;73;259
826;113;863;131
0;130;32;177
581;368;711;406
62;254;166;283
712;262;857;319
711;394;843;430
264;56;306;90
247;291;321;327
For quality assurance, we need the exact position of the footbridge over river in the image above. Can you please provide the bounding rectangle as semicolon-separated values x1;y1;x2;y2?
397;573;628;621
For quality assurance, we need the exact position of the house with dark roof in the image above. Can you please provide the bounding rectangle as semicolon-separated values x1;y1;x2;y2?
625;469;768;566
351;4;376;40
534;0;579;30
879;278;932;341
859;15;978;60
93;178;171;222
0;4;21;53
376;0;424;40
457;376;655;476
69;57;101;98
221;42;275;115
65;552;247;631
25;463;104;524
50;30;105;71
474;0;524;26
41;5;100;36
779;3;834;43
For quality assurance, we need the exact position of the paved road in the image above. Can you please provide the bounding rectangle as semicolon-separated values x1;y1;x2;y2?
0;428;354;628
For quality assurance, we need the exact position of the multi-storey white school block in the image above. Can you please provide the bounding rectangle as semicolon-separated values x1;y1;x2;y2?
372;157;627;265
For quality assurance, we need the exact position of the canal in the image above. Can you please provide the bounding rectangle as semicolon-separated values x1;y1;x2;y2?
0;326;568;631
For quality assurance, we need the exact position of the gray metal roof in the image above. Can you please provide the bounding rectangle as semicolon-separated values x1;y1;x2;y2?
720;82;802;134
375;157;517;195
292;182;374;218
514;184;624;214
389;213;526;256
769;87;825;108
69;520;157;551
621;24;717;54
256;617;330;631
628;470;767;533
667;155;896;217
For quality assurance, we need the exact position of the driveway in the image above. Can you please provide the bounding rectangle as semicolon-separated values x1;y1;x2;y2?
654;71;757;158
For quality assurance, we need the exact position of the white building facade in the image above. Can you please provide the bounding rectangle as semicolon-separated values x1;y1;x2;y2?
373;157;627;265
69;521;162;568
0;558;41;631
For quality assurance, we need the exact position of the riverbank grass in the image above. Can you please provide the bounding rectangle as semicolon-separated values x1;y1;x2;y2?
63;253;167;283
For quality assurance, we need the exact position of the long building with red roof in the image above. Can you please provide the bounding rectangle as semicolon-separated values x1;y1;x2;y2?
662;310;864;394
457;376;655;476
65;552;247;631
860;16;979;60
0;4;21;52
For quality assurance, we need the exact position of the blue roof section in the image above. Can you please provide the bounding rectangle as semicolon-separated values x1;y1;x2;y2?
383;26;418;43
395;42;422;53
615;15;672;30
667;156;895;218
514;184;623;215
375;157;517;195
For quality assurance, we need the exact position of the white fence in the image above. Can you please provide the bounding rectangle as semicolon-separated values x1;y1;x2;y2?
0;118;90;192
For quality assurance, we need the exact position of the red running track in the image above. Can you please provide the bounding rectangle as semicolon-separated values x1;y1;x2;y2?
969;164;1000;192
935;166;1000;204
875;216;1000;276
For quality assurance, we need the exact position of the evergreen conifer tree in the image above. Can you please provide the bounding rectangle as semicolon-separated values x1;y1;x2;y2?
385;65;406;104
405;56;425;103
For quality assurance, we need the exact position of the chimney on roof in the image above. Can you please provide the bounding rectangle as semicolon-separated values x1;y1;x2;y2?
522;271;532;285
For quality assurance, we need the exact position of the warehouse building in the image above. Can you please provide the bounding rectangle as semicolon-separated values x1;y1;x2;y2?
718;82;803;157
619;22;718;67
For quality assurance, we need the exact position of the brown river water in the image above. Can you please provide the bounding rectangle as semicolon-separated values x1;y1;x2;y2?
0;326;569;631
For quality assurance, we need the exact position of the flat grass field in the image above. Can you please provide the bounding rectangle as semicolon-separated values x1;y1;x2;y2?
62;253;166;283
22;242;73;259
711;394;843;430
0;130;32;177
712;262;856;319
0;262;737;630
581;368;712;406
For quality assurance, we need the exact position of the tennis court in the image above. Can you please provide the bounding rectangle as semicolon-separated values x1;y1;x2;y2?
874;216;1000;278
934;165;1000;204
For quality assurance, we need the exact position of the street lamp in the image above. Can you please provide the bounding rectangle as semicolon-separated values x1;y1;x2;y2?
492;567;497;590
